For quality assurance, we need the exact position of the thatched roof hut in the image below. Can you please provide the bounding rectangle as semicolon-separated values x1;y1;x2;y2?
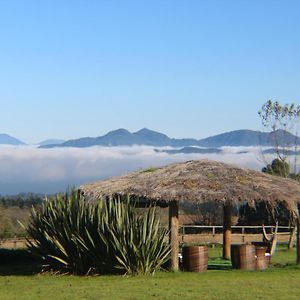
81;160;300;269
82;160;300;209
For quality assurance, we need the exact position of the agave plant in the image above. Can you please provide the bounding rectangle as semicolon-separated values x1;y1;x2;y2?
26;190;98;274
99;198;171;275
26;190;170;275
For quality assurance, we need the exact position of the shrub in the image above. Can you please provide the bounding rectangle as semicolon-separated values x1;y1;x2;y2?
0;206;14;244
26;190;95;274
98;198;170;275
26;190;170;275
262;158;290;178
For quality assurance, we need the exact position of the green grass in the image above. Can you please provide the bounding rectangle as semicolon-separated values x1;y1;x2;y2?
0;268;299;300
140;167;159;173
0;246;299;300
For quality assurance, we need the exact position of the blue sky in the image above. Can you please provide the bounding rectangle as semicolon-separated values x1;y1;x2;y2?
0;0;300;144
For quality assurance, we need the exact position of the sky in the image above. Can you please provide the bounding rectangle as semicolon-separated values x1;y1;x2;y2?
1;0;300;144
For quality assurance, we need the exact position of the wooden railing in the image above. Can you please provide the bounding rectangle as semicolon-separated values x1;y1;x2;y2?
180;225;294;244
1;226;295;248
0;237;28;249
180;225;293;234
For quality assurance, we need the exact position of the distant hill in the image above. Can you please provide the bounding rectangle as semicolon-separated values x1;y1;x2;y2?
40;128;199;148
198;129;299;147
38;139;65;146
156;147;222;155
39;128;300;149
0;134;25;145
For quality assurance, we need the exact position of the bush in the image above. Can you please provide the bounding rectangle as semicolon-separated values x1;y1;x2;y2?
25;190;170;275
98;197;170;275
0;206;14;244
262;158;290;177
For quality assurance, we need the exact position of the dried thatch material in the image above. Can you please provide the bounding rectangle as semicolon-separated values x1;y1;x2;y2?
81;160;300;212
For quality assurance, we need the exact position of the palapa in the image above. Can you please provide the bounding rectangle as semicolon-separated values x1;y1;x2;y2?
81;160;300;210
80;160;300;269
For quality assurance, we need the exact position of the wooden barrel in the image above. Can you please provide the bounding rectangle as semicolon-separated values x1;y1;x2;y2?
255;246;269;270
182;246;208;272
231;244;256;270
252;242;271;254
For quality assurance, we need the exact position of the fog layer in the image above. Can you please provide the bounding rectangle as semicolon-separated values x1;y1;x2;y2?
0;145;272;195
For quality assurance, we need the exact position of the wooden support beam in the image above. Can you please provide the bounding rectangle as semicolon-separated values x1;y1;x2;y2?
297;217;300;264
223;203;232;260
169;200;179;271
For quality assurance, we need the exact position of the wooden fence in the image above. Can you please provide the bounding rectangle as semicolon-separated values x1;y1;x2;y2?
180;225;294;245
0;238;28;249
0;225;295;249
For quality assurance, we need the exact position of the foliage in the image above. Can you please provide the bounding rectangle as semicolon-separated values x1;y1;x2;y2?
0;206;14;244
0;193;44;208
259;100;300;171
98;198;170;275
140;167;159;173
259;100;300;132
0;206;32;240
259;101;300;225
0;194;43;240
25;190;170;275
25;190;93;274
1;257;300;300
262;158;290;178
0;246;299;299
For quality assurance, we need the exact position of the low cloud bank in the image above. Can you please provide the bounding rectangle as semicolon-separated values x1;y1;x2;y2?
0;145;273;195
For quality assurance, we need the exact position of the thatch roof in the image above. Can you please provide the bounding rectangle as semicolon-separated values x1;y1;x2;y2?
80;160;300;211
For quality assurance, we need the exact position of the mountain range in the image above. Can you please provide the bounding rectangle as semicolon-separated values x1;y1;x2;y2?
38;139;65;146
0;134;25;145
38;128;300;149
0;135;66;146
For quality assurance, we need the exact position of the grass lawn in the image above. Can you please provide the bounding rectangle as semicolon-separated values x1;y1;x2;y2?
0;246;299;300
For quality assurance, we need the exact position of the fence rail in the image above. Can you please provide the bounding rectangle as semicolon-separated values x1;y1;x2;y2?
0;237;28;249
180;225;294;235
179;225;295;244
1;226;296;249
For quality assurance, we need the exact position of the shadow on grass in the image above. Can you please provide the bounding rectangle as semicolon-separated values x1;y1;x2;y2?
1;248;298;276
208;258;232;270
0;249;42;275
270;262;300;271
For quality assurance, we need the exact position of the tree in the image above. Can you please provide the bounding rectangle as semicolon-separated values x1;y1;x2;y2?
262;158;290;178
259;100;300;173
259;100;300;249
0;206;14;245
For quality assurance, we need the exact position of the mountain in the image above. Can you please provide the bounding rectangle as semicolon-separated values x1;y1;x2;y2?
38;139;65;146
134;128;199;147
40;128;199;148
266;130;300;146
61;129;140;147
39;128;300;149
134;128;170;146
198;129;299;147
198;130;263;147
156;147;222;155
0;134;25;145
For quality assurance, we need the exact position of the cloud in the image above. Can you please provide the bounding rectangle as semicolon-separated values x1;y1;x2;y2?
0;145;274;195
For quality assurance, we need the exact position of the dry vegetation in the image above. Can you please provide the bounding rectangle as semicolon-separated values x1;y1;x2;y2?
81;160;300;212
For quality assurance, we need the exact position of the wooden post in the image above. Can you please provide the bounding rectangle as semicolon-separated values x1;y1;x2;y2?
169;201;179;271
223;203;232;260
288;225;296;250
297;217;300;264
242;226;245;243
